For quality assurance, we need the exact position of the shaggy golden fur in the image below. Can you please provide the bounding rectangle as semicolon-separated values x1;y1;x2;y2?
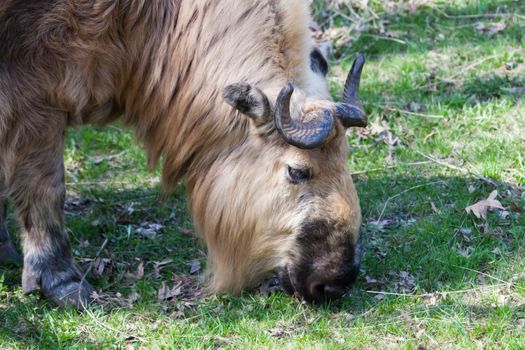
0;0;361;305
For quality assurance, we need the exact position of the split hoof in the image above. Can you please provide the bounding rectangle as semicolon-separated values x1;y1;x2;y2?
23;265;96;310
0;241;22;266
43;279;96;310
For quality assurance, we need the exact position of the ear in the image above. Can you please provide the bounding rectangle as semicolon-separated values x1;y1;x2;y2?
223;83;271;123
310;48;328;76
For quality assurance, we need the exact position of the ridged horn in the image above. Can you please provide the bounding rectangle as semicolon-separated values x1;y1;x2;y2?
274;83;334;149
335;53;367;128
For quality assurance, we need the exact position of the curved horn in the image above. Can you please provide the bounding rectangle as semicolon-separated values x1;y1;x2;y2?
274;83;334;149
335;53;368;128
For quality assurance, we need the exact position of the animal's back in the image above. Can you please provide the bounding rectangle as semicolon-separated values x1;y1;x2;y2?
0;0;55;139
0;0;314;160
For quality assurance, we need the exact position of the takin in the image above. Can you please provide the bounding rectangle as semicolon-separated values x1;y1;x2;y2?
0;0;368;308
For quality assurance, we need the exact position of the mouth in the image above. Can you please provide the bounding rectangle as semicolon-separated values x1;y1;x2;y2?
278;265;351;303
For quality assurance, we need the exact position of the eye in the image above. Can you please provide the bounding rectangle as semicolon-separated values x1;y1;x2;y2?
287;165;312;184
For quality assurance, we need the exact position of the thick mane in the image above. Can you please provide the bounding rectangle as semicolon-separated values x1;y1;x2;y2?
0;0;336;296
116;0;324;291
117;0;314;189
0;0;362;302
1;0;315;188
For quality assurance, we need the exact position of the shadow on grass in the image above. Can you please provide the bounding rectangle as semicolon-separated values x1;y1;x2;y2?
0;172;523;347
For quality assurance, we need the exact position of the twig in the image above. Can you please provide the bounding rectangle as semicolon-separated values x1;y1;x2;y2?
351;161;433;176
361;33;407;45
80;238;109;285
452;265;509;285
366;282;510;298
435;9;514;20
442;54;501;82
375;180;446;223
408;53;504;92
80;300;146;343
77;239;146;343
415;150;499;186
382;106;444;119
66;178;160;187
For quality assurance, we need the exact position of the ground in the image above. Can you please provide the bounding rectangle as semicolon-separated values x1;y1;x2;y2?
1;0;525;348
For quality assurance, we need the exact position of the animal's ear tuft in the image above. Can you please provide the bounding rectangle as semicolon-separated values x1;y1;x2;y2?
223;83;271;122
310;48;328;76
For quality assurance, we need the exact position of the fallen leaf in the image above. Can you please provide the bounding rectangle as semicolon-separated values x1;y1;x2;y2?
465;190;505;220
365;275;382;289
125;261;144;282
460;227;472;235
212;335;238;347
498;210;510;219
153;259;174;278
91;257;113;277
90;290;139;309
368;218;394;232
474;21;506;36
64;196;91;211
517;319;525;329
187;259;201;274
396;271;416;293
501;86;525;95
374;293;385;301
458;227;472;242
268;327;291;339
158;281;182;301
178;227;194;236
136;222;164;239
404;101;424;113
457;244;475;258
76;239;90;249
127;291;140;304
510;201;524;213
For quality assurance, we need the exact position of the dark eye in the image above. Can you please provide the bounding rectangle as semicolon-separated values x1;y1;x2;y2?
287;165;311;184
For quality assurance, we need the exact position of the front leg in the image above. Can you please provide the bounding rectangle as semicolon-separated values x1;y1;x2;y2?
10;136;94;309
0;184;22;264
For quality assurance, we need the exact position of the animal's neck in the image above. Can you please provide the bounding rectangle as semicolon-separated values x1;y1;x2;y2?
118;0;312;189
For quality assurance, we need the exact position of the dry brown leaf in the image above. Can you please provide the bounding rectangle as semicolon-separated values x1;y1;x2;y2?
430;201;440;214
136;222;164;239
125;261;144;282
395;271;416;293
90;290;139;309
474;21;506;36
158;281;182;301
92;257;113;277
465;190;505;220
64;196;91;211
268;327;292;339
153;259;174;278
187;259;201;274
178;227;194;236
365;275;382;289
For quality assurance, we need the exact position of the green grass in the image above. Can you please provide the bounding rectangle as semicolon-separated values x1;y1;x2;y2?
1;0;525;348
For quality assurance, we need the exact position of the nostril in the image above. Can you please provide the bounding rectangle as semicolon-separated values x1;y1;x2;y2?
311;283;325;299
324;285;345;299
309;282;345;301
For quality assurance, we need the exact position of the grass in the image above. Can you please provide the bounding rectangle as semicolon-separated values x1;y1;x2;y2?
1;0;525;348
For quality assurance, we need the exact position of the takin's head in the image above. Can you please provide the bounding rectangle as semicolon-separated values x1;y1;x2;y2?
189;53;367;303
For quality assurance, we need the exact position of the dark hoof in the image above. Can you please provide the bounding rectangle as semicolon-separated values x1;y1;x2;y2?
43;280;96;310
0;241;22;266
22;265;96;310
